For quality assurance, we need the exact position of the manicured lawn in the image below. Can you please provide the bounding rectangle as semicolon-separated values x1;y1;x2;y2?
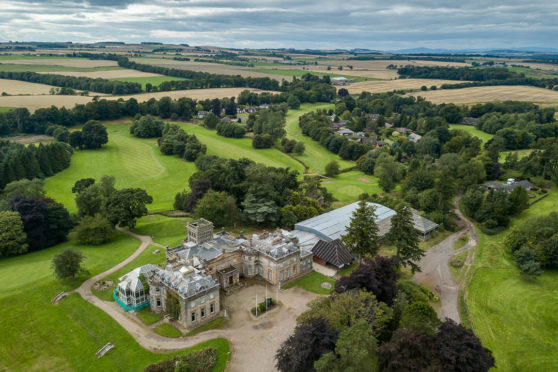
44;121;198;212
134;214;191;248
322;171;383;203
92;244;165;302
0;235;230;371
283;271;335;295
137;308;163;325
154;323;183;338
448;124;494;144
173;122;305;173
284;104;354;174
185;317;227;337
110;76;188;89
466;188;558;371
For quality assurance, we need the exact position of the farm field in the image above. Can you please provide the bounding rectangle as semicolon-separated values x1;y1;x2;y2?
172;122;305;173
109;75;188;89
284;103;354;174
346;78;469;94
408;85;558;104
0;78;61;95
5;57;118;68
0;63;122;73
466;189;558;371
39;69;163;79
0;87;268;112
448;124;494;143
0;231;230;371
0;106;12;112
250;68;368;82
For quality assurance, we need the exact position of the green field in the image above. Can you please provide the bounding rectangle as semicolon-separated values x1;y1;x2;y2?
173;121;305;173
323;171;383;203
154;323;183;338
467;188;558;371
0;107;13;112
109;75;188;89
283;271;335;294
0;63;122;72
449;124;494;143
0;231;230;371
250;68;368;82
134;214;190;248
284;104;354;174
499;149;534;161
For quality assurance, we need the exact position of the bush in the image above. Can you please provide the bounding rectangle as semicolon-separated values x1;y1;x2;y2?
144;348;217;372
325;161;340;177
252;133;273;149
70;214;115;245
130;115;164;138
251;298;274;316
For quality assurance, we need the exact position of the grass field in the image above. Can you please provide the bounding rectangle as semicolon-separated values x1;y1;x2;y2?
284;103;354;174
322;171;383;203
283;271;335;294
110;75;189;89
409;85;558;104
137;308;163;325
448;124;494;143
466;188;558;371
134;215;191;247
0;106;12;112
0;231;230;371
44;121;198;212
173;121;304;173
154;323;183;338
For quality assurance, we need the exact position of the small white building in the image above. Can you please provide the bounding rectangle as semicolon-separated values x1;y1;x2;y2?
197;111;209;119
332;77;355;85
114;264;159;311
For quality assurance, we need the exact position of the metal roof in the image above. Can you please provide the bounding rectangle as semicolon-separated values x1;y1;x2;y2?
312;239;354;268
294;202;396;242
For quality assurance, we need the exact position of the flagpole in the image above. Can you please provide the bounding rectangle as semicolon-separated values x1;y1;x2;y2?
265;284;268;311
256;292;258;317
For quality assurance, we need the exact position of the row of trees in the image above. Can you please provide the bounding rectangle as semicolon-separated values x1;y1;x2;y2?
158;124;207;161
0;141;72;188
0;70;141;95
173;155;332;228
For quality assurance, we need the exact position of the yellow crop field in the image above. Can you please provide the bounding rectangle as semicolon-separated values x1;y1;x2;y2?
37;69;163;79
345;78;469;94
407;85;558;104
6;58;118;68
0;79;61;95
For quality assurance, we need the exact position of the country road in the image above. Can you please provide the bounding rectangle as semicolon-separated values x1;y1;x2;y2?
73;227;319;372
412;195;478;322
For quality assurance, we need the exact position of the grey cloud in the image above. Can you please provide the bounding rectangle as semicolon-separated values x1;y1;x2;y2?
0;1;556;49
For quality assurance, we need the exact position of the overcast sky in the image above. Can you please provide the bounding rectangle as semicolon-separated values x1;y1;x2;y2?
0;0;557;50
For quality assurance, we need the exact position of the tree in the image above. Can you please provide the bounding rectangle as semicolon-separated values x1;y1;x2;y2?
325;161;340;177
287;95;301;109
174;179;212;212
388;205;423;273
504;225;527;253
335;256;400;306
341;200;380;259
374;153;405;192
69;130;82;148
203;112;220;129
129;115;164;138
224;98;237;116
242;193;280;225
80;120;108;149
293;141;305;155
378;328;440;372
45;202;73;247
105;188;153;228
275;318;338;372
508;186;529;215
52;248;88;280
537;235;558;268
297;290;391;337
72;178;95;193
0;211;28;257
252;133;273;149
435;319;495;372
10;196;49;252
70;214;115;245
399;301;441;337
194;190;240;227
461;187;484;217
314;320;378;372
513;246;542;278
75;175;116;217
338;88;349;97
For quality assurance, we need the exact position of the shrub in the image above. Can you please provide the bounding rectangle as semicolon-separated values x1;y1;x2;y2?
325;161;340;177
70;214;115;245
251;298;275;316
144;348;217;372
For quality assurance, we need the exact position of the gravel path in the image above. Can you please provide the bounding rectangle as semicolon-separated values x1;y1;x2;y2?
74;227;320;372
412;195;478;322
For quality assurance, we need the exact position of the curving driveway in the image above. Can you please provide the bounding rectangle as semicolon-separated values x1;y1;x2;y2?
74;227;320;372
412;195;478;322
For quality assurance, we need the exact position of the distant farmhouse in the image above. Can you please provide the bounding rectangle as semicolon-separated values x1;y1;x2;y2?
484;178;533;193
331;77;355;85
